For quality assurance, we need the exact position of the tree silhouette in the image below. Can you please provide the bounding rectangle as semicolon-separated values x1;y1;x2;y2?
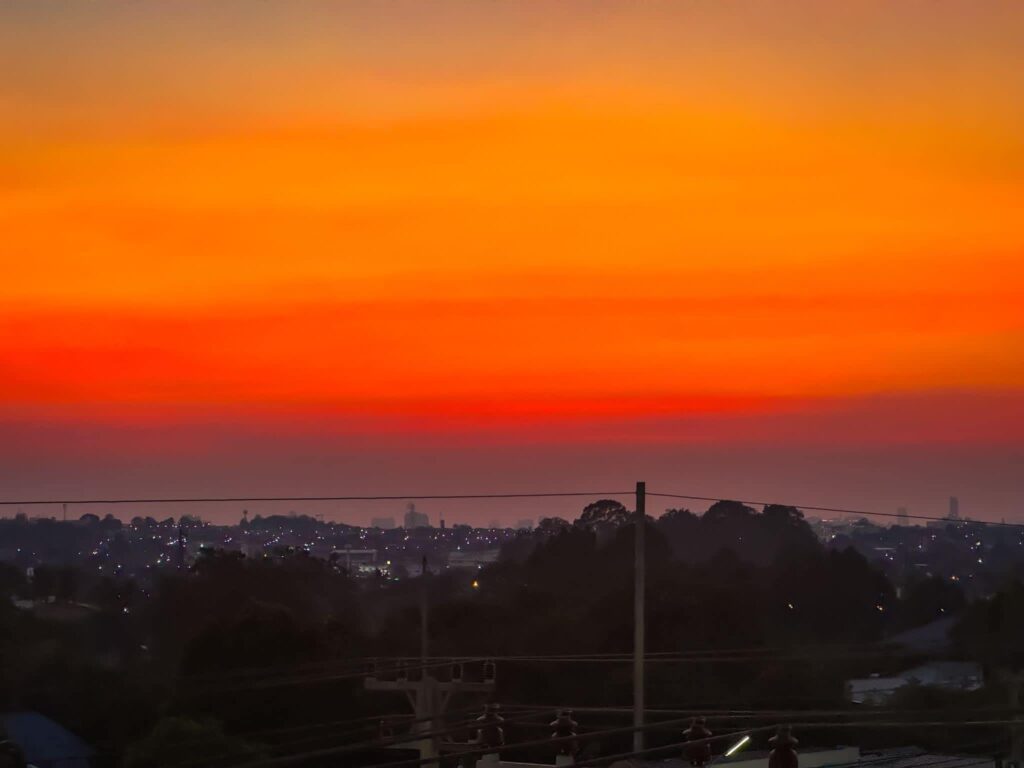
575;499;632;531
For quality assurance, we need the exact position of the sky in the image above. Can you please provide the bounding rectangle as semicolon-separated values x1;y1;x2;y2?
1;1;1022;525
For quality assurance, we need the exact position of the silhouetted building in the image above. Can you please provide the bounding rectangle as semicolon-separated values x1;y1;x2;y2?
403;504;429;529
331;547;378;574
370;516;396;530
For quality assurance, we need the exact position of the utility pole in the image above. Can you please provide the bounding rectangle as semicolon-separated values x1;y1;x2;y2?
1002;670;1024;768
634;480;646;753
418;556;436;767
365;558;495;766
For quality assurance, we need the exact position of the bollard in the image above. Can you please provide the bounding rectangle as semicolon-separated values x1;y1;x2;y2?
550;709;579;760
769;725;799;768
684;716;713;767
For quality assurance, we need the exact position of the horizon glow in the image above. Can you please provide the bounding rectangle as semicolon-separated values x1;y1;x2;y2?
1;2;1022;524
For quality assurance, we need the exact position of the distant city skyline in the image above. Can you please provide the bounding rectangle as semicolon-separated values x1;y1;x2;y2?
0;466;1015;528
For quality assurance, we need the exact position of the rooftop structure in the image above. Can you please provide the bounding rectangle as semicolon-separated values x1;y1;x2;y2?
404;504;430;529
847;661;983;704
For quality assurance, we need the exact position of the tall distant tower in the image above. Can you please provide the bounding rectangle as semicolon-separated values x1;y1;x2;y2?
897;507;909;526
949;496;960;521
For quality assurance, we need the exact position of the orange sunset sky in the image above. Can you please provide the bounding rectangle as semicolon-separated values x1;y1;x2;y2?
1;2;1022;524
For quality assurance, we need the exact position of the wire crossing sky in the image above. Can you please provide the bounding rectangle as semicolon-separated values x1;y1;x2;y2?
1;2;1022;523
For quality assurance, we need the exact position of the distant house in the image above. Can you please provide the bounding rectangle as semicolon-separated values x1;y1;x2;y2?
331;548;378;570
847;661;983;704
0;711;94;768
447;549;500;570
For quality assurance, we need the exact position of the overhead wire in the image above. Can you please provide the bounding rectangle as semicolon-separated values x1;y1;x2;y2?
500;706;1019;721
3;485;1019;529
576;737;1002;768
186;706;553;768
0;490;634;507
183;656;487;695
4;483;1021;532
231;714;989;768
180;641;950;686
292;717;1021;768
151;702;491;767
327;723;770;768
649;491;1024;530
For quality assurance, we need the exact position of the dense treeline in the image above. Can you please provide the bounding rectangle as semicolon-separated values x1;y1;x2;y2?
0;501;1020;766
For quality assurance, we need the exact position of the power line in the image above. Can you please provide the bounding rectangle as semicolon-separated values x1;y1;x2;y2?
821;749;997;768
397;651;926;665
172;633;977;689
282;707;548;759
176;642;936;688
182;654;452;684
371;720;1013;768
5;484;1019;529
360;647;913;663
502;706;1021;720
649;492;1024;529
577;737;999;768
183;656;482;695
0;490;633;507
775;741;1002;768
230;713;1000;768
6;485;1020;531
581;743;992;768
183;707;551;768
213;699;1010;766
154;702;491;765
228;718;758;768
147;690;1018;768
224;705;467;747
